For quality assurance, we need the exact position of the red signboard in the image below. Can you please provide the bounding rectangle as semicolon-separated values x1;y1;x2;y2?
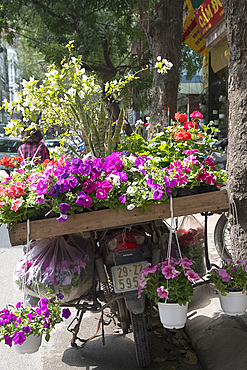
195;0;224;37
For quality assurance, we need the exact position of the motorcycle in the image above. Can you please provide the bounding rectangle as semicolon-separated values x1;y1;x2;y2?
64;220;170;368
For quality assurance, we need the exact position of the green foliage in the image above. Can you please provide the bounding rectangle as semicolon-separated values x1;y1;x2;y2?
0;0;201;116
2;46;132;157
139;259;199;306
180;44;203;80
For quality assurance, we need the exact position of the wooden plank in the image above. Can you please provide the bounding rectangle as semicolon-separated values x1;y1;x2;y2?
8;190;229;246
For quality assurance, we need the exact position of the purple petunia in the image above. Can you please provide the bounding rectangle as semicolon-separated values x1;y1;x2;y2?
59;203;70;213
16;302;22;309
76;193;92;208
22;325;31;334
95;188;108;200
153;188;163;200
4;334;12;347
119;194;127;203
62;308;71;319
12;331;27;345
56;213;69;223
36;178;49;195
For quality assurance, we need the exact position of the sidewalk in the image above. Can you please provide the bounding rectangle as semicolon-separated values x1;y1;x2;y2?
185;214;247;370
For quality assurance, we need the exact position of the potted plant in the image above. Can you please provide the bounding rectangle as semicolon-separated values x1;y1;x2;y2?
207;259;247;315
0;293;71;354
138;257;200;329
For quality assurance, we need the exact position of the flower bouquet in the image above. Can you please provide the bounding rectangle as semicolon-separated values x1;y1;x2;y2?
0;114;226;226
207;259;247;315
0;293;71;352
177;215;206;277
138;257;200;329
14;234;94;303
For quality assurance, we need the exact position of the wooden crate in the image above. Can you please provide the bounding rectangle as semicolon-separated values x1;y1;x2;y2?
8;190;229;246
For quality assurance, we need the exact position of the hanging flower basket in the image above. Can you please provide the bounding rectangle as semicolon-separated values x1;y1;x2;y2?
14;334;42;354
218;290;247;316
208;259;247;315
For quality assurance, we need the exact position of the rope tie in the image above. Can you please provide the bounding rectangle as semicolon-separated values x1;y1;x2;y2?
165;196;183;302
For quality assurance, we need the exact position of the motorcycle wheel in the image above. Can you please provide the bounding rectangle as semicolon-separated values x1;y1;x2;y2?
131;312;150;368
214;213;232;260
117;298;130;334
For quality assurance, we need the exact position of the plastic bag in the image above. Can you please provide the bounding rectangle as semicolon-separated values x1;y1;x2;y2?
14;233;94;303
177;215;206;277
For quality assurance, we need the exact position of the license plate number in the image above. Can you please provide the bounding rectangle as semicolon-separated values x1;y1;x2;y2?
112;262;147;293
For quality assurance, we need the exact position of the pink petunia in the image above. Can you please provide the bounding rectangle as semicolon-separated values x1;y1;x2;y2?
196;170;207;182
204;156;216;170
185;269;200;282
205;172;216;185
173;170;187;186
182;149;199;155
157;286;169;299
162;264;180;279
217;268;231;282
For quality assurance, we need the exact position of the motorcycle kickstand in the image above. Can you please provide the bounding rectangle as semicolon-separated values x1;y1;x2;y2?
68;308;86;347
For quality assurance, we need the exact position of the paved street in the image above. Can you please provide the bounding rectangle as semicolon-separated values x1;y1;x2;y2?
0;215;221;370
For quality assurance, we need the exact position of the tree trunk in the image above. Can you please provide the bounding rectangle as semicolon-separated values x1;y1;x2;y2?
149;0;184;132
221;0;247;256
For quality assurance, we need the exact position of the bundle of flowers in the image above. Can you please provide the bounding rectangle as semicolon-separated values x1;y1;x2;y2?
0;111;226;226
14;234;94;302
207;259;247;295
0;293;71;347
138;257;200;306
177;215;205;276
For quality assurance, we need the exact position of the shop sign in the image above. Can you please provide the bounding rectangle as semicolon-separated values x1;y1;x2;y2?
183;0;208;56
195;0;224;37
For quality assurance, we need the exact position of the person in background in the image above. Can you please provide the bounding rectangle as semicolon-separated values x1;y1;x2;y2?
17;126;50;165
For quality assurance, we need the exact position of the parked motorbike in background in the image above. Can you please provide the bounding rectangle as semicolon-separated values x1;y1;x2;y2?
212;138;233;260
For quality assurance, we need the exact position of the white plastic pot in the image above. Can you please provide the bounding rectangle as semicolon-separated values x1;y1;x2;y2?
219;291;247;316
158;302;188;329
14;334;42;354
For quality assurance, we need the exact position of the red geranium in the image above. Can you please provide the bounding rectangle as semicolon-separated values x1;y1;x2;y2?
183;121;198;130
43;158;56;167
16;155;23;163
174;129;191;141
174;112;188;123
0;156;14;167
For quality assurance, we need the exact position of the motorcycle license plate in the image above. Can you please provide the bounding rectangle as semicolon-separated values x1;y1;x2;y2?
111;262;147;293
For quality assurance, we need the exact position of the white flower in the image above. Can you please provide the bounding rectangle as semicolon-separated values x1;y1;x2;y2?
127;155;136;163
127;186;135;194
157;56;161;61
107;174;121;186
127;204;135;211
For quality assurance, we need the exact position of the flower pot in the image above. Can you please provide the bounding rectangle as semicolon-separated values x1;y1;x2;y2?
219;291;247;316
14;334;42;354
158;302;188;329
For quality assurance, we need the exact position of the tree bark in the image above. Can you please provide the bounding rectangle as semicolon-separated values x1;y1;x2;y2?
221;0;247;255
149;0;184;132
